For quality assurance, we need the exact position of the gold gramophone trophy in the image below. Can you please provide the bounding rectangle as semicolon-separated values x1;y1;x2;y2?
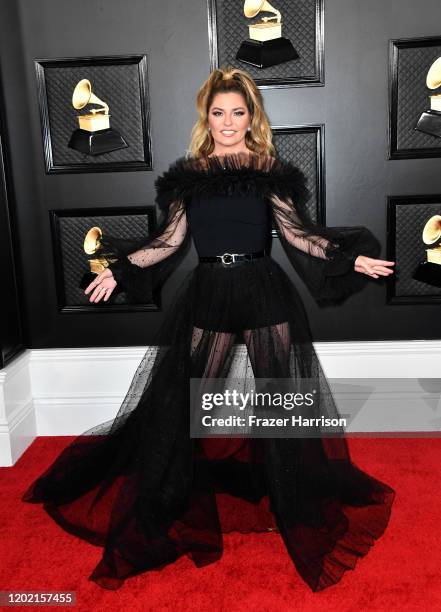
236;0;298;68
79;225;122;293
68;79;128;155
412;214;441;287
415;57;441;138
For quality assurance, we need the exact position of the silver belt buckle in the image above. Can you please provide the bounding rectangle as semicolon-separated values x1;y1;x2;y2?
220;252;234;265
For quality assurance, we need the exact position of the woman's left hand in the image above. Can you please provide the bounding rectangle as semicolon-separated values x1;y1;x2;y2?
354;255;395;279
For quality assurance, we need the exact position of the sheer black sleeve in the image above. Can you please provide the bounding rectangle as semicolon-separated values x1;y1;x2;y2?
267;159;382;307
95;169;191;303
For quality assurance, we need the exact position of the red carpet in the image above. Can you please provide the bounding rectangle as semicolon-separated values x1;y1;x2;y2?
1;437;439;611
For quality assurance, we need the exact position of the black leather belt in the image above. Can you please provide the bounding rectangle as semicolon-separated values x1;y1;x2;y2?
199;250;265;265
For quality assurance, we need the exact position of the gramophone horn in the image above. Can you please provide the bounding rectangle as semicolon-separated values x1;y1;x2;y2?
426;57;441;90
72;79;109;114
244;0;279;19
84;226;102;255
422;214;441;245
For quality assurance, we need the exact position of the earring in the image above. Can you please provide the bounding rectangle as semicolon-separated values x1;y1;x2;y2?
247;126;251;131
208;127;211;131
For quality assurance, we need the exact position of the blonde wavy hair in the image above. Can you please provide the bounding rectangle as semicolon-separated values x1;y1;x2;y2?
188;66;276;158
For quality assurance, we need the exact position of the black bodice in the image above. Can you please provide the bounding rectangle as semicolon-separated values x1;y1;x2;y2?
186;192;270;255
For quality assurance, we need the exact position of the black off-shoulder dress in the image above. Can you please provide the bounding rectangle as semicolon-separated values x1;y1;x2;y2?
21;152;395;592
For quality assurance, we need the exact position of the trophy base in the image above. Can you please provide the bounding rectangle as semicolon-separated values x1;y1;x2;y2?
79;271;124;295
68;128;129;156
412;261;441;287
236;37;299;68
414;109;441;138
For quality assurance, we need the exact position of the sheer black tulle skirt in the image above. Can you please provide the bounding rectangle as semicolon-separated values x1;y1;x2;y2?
21;255;395;591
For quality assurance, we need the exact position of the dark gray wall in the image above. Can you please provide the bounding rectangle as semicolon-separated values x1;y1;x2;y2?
1;0;440;348
0;3;27;365
0;109;25;367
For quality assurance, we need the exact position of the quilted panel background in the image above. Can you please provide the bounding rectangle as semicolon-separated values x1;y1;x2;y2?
273;129;321;222
395;43;441;150
211;0;319;82
43;61;148;165
394;201;441;296
56;210;155;307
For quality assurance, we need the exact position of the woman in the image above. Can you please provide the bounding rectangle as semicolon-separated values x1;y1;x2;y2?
22;67;396;592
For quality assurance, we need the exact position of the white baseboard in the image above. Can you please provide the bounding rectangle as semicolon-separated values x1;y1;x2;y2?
0;351;35;466
1;340;440;466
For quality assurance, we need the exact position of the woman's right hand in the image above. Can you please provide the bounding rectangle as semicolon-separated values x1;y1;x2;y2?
84;268;117;303
354;255;395;279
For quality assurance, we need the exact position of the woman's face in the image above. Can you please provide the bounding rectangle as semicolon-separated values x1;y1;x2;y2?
207;91;251;153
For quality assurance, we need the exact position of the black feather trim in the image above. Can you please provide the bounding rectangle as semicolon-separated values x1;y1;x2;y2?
154;153;311;211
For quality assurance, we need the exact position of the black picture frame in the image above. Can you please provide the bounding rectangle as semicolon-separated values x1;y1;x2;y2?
389;36;441;159
271;124;325;236
386;194;441;304
207;0;324;88
35;54;153;173
50;205;160;313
